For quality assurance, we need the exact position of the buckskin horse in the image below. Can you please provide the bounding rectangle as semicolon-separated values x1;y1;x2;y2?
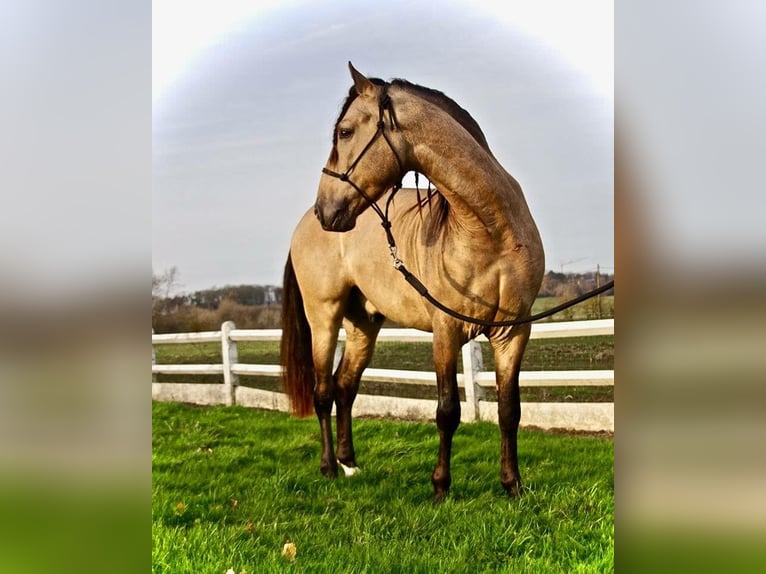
280;63;544;501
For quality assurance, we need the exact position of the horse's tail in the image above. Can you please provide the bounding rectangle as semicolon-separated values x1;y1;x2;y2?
280;252;315;417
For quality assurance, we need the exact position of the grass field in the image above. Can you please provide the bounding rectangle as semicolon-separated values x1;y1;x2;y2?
153;335;614;402
531;295;614;322
152;402;614;573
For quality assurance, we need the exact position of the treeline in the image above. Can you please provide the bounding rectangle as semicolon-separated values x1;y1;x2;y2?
166;284;282;310
152;297;281;333
152;271;283;333
538;270;614;298
152;270;613;333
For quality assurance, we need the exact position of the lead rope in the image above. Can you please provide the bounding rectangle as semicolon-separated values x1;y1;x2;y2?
378;198;614;327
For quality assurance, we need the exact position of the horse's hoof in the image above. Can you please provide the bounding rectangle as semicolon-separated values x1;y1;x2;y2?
320;462;338;478
338;460;360;477
432;489;449;504
502;480;524;498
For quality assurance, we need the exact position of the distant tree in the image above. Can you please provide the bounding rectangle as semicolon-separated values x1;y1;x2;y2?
539;271;566;297
152;266;179;315
152;266;178;299
537;270;613;299
223;284;266;306
190;288;222;309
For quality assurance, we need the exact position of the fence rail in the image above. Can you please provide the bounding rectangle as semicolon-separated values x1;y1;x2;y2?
152;319;614;432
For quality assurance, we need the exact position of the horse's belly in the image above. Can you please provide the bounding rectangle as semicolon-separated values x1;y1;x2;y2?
359;285;433;331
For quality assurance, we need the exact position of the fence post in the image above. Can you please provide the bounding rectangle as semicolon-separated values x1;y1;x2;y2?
461;340;483;422
221;321;238;406
333;342;344;373
151;329;157;383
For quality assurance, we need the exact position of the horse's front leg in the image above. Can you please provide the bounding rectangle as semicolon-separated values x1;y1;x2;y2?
431;328;462;502
490;324;532;497
310;315;343;479
334;315;383;475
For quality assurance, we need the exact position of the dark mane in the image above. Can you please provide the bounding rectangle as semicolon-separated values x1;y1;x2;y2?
329;77;491;162
389;78;491;152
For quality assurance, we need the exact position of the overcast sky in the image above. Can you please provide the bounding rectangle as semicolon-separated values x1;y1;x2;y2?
152;0;613;293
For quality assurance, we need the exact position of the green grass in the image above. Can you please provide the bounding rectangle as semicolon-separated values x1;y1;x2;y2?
153;402;613;573
153;336;614;372
153;336;614;402
531;295;614;322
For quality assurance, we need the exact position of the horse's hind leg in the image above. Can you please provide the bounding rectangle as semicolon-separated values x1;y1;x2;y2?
334;308;384;475
490;324;533;497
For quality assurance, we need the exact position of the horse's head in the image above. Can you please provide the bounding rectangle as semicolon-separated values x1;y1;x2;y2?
315;63;408;232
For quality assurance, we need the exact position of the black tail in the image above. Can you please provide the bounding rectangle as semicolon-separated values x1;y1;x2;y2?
280;252;315;417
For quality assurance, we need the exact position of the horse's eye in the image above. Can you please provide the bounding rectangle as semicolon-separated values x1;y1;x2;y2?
338;128;354;140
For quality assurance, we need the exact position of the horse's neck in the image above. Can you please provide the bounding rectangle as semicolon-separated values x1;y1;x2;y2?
412;115;534;249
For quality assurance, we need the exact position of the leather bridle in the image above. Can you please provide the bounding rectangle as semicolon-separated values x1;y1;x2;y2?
321;86;406;227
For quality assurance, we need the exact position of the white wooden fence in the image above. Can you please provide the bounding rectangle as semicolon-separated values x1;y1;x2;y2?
152;319;614;432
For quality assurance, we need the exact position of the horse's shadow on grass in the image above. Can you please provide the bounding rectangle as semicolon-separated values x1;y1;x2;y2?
274;423;537;506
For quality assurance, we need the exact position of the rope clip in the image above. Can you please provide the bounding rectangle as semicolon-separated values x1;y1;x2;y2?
388;245;403;269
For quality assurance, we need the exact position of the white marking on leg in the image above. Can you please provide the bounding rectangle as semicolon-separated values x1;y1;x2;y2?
338;461;359;476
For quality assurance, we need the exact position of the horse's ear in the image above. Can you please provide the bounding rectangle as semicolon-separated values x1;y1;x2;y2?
349;61;375;98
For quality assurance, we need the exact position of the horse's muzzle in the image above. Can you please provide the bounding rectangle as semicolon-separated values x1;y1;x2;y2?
314;199;357;232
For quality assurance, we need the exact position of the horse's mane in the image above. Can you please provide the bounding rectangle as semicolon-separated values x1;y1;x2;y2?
330;77;490;155
330;76;492;241
388;79;491;152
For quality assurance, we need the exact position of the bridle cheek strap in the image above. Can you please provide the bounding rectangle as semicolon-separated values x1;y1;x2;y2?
321;86;405;219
